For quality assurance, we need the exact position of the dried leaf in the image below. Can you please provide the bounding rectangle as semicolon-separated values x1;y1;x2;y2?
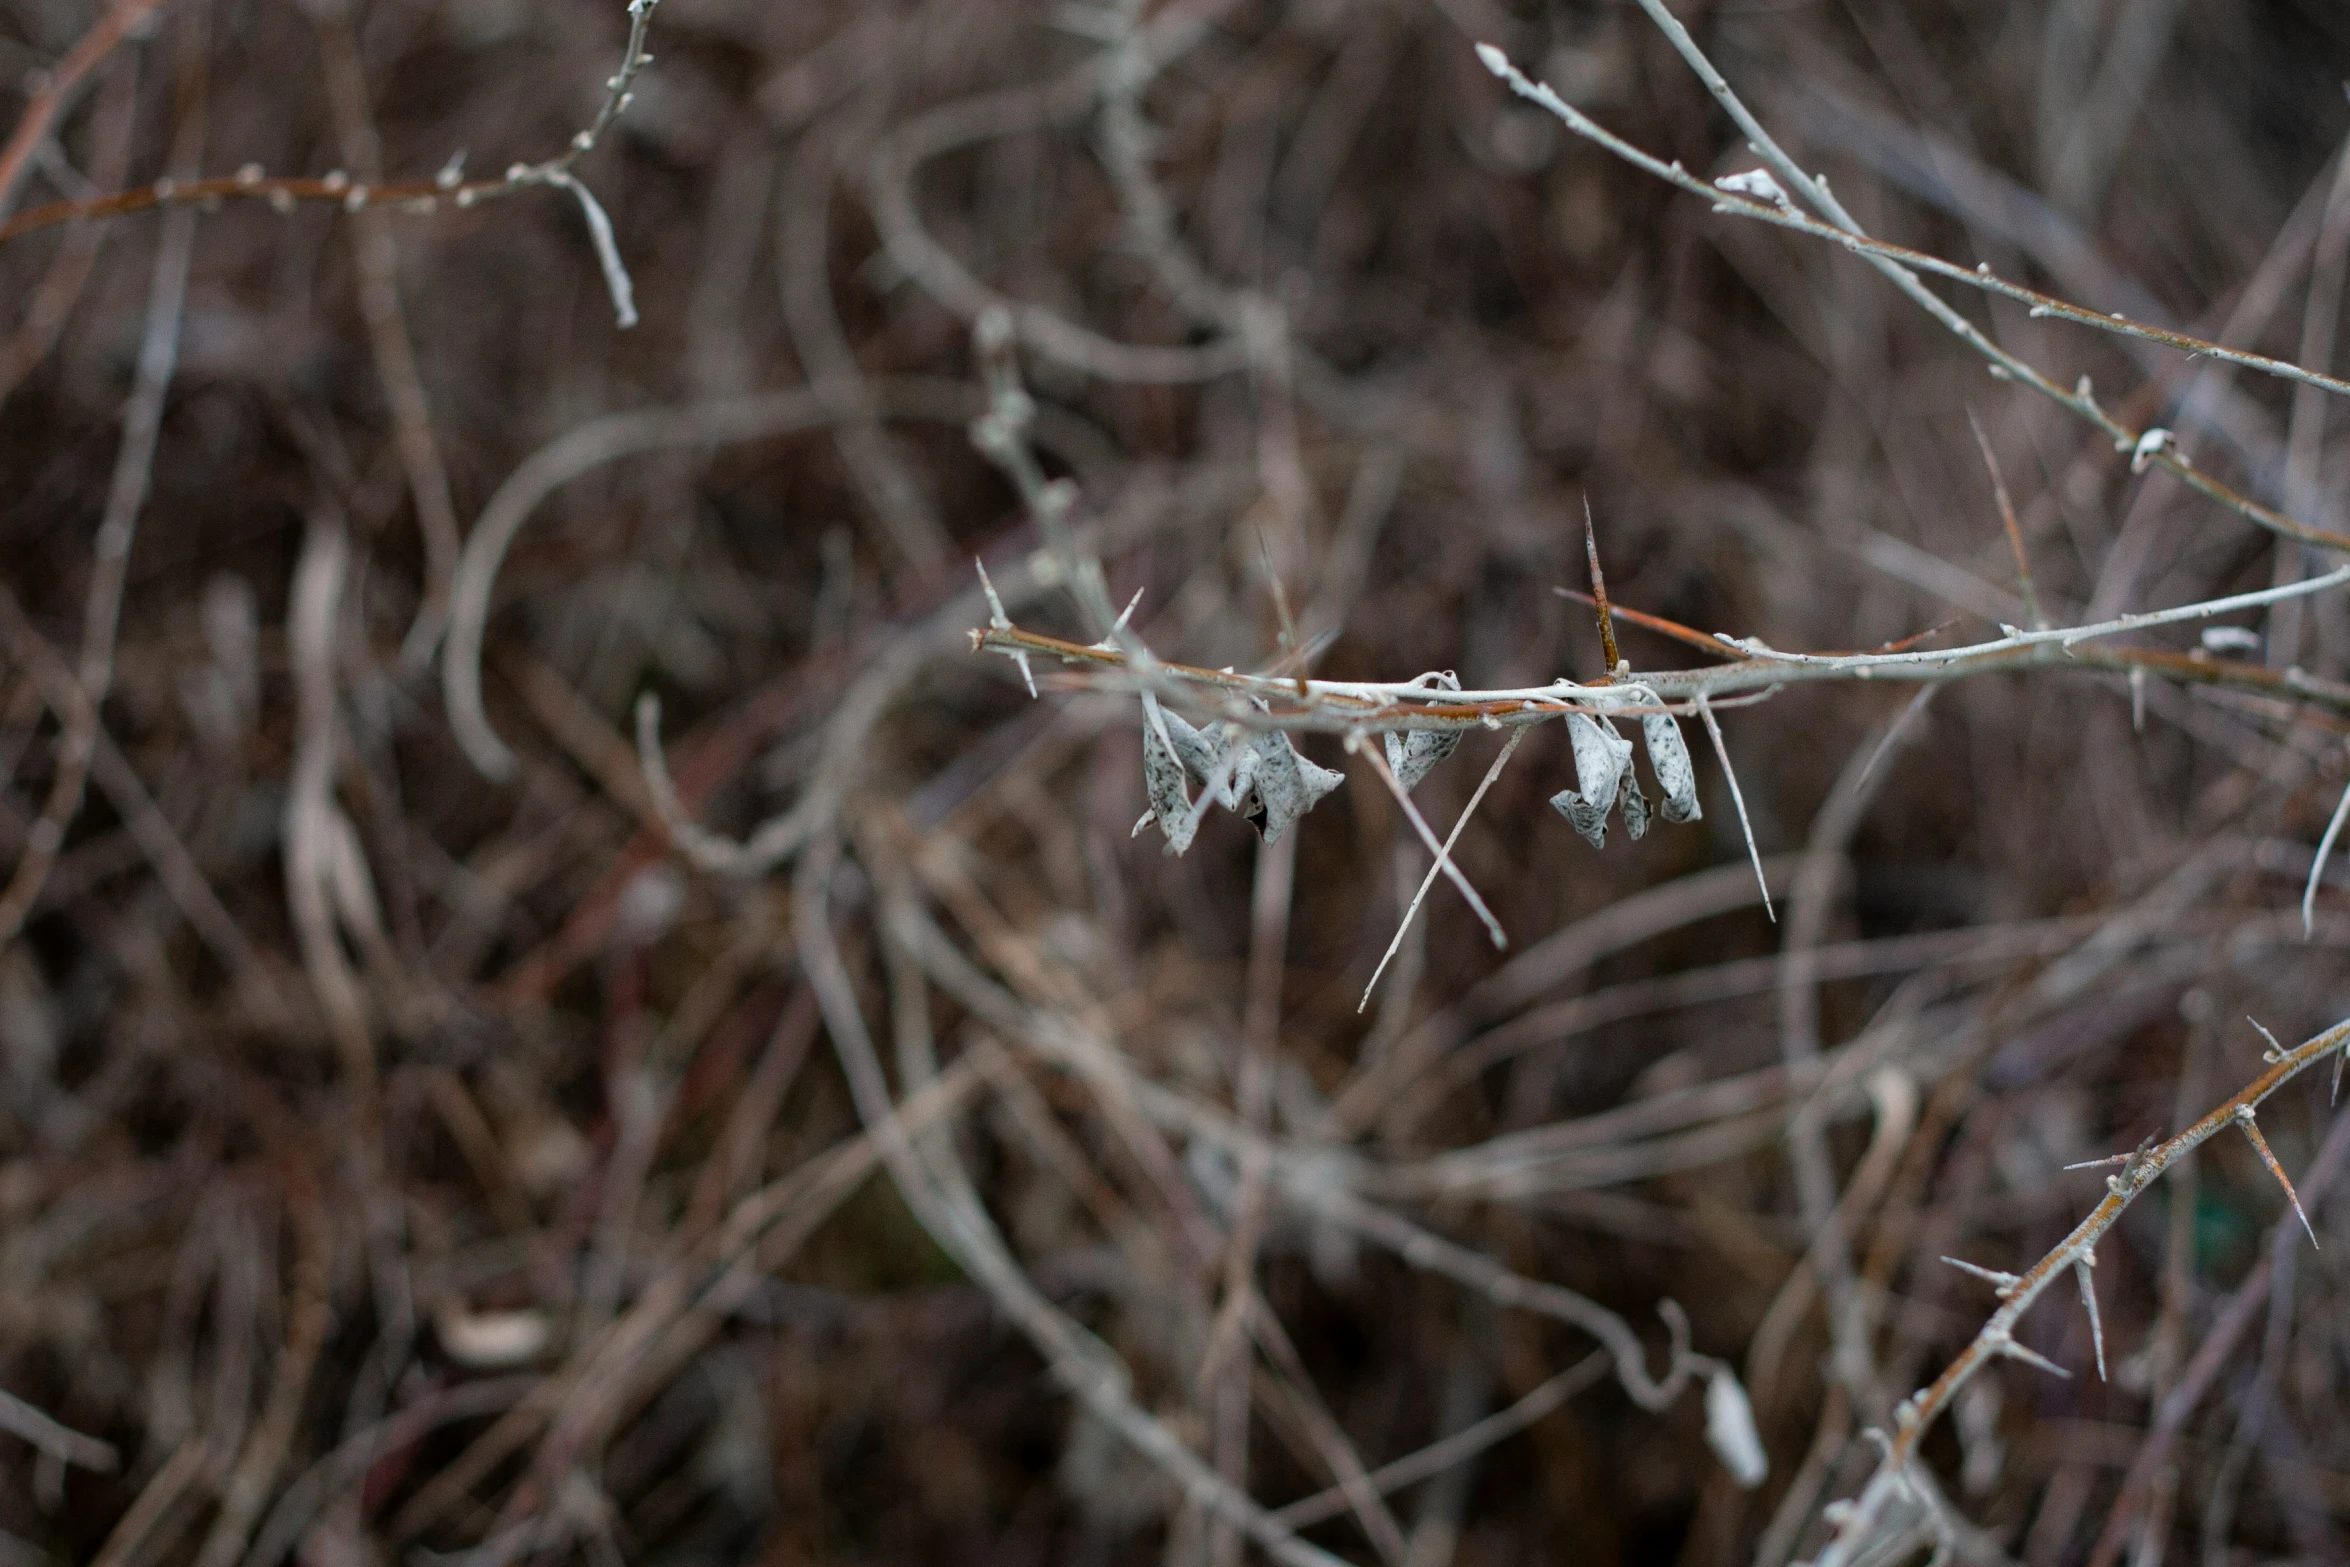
1618;767;1651;841
1154;706;1213;782
1643;712;1702;823
1383;728;1462;794
1553;713;1634;849
1138;704;1199;855
1159;707;1256;810
1550;786;1611;848
1568;712;1633;805
1250;729;1345;844
1383;672;1463;792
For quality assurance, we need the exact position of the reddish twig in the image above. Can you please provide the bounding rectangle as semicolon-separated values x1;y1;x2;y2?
0;0;170;220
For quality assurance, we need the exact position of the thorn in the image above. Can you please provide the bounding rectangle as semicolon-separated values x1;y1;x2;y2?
1941;1256;2022;1296
1986;1330;2071;1380
1089;585;1149;650
972;560;1034;696
2074;1257;2106;1381
2249;1016;2288;1064
1112;586;1145;635
2062;1152;2134;1172
2334;1042;2346;1106
974;558;1011;629
2236;1108;2319;1249
1584;498;1622;677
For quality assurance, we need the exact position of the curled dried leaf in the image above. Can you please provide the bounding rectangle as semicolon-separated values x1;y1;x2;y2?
1618;767;1651;841
1568;711;1633;806
1382;671;1463;792
1550;785;1610;848
1553;713;1635;848
1251;728;1345;844
1137;701;1199;855
1643;711;1702;823
1384;673;1464;792
1138;703;1343;850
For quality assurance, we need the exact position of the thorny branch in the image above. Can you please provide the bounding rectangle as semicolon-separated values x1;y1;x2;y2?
1808;1016;2350;1567
0;0;662;327
1477;26;2350;557
976;564;2350;733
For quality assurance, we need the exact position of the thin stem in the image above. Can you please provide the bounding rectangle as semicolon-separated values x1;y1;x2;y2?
977;559;2350;733
1351;734;1510;952
2306;753;2350;938
1474;42;2350;555
1967;410;2046;632
1360;729;1527;1011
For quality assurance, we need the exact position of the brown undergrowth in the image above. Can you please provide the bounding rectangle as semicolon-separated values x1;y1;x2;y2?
3;1;2350;1564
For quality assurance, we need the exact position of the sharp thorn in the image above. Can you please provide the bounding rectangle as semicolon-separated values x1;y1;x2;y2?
2238;1109;2320;1250
975;558;1011;630
2075;1259;2106;1381
1988;1331;2071;1379
1111;585;1145;634
1584;497;1621;677
1940;1256;2022;1295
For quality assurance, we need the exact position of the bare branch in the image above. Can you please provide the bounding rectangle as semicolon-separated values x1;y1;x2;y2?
1804;1015;2350;1567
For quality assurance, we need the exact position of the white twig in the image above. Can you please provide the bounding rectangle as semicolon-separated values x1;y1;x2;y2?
978;557;2350;740
1696;694;1774;922
0;2;667;328
0;1387;118;1472
1717;568;2350;671
1472;36;2350;554
285;514;377;1104
546;170;637;328
2074;1255;2106;1382
2305;753;2350;938
1360;729;1526;1012
2235;1107;2319;1249
1350;732;1508;952
1939;1257;2021;1296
